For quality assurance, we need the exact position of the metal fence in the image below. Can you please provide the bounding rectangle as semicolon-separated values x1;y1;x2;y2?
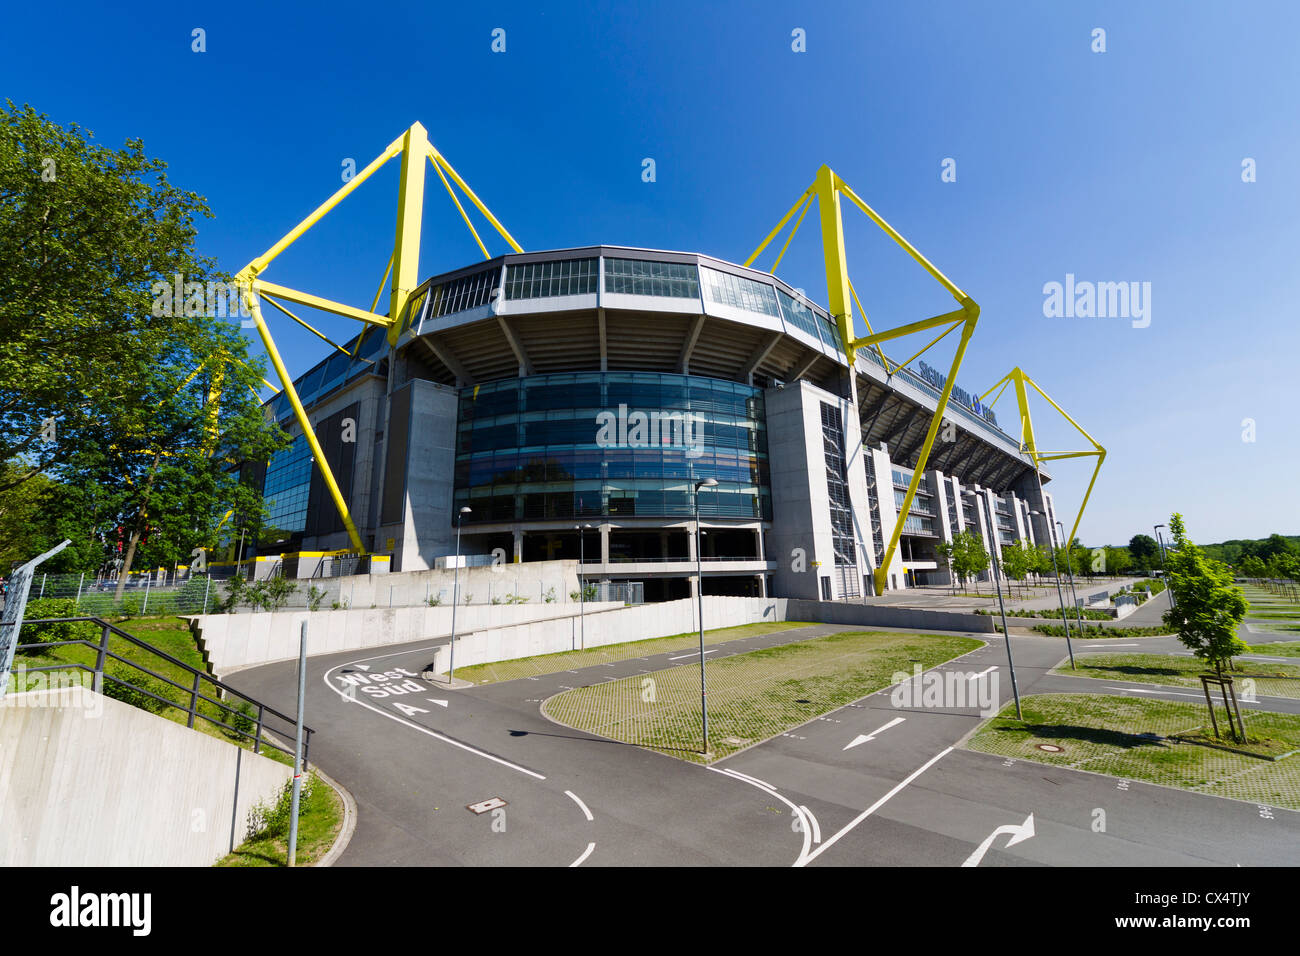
14;616;312;763
22;572;223;617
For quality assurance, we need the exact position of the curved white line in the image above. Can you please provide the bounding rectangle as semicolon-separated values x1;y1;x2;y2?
720;767;776;790
570;842;596;867
322;660;545;780
799;804;822;844
565;789;594;822
710;767;810;866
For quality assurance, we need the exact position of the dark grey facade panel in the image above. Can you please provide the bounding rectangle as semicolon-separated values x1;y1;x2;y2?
380;386;412;526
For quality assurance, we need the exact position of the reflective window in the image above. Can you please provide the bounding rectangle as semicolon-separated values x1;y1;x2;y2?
261;434;313;541
700;267;780;317
430;266;500;317
505;258;598;299
605;258;700;298
454;371;770;521
777;289;822;342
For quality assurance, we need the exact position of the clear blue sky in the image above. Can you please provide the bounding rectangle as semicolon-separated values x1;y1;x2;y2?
4;1;1297;547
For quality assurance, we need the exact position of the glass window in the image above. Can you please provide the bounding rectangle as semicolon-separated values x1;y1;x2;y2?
504;259;598;300
699;267;780;317
604;258;700;298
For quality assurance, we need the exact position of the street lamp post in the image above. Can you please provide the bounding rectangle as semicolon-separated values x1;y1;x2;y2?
576;523;593;650
1031;508;1076;669
1154;523;1175;608
1057;519;1086;639
448;506;471;682
694;478;717;755
967;491;1021;718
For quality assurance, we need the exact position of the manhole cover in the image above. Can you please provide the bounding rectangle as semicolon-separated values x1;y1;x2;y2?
1036;744;1064;753
467;797;508;815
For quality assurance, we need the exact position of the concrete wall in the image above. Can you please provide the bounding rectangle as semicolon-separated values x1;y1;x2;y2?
784;598;998;634
0;685;291;866
317;559;579;609
192;598;626;676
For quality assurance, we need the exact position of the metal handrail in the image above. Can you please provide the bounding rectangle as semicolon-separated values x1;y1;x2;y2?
16;617;313;765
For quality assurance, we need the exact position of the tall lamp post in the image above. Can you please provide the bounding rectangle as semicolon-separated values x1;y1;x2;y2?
966;491;1022;717
575;523;593;650
1031;508;1076;669
694;478;717;755
1057;519;1086;639
1154;523;1175;608
448;506;471;682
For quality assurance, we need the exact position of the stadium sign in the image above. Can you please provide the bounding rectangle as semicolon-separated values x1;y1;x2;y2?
917;361;999;427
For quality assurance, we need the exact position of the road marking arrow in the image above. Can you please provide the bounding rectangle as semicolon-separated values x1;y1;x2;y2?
962;813;1035;867
354;664;370;671
843;716;906;750
427;698;449;708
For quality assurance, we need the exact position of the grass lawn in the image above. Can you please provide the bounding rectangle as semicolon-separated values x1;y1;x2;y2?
543;630;982;764
1248;641;1300;658
965;693;1300;809
215;772;344;867
1054;652;1300;699
452;621;815;685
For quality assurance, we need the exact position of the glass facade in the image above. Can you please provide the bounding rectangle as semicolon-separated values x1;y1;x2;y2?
429;266;500;317
261;433;312;542
819;402;857;568
454;371;770;522
605;258;700;298
505;258;598;300
263;328;386;425
700;266;781;318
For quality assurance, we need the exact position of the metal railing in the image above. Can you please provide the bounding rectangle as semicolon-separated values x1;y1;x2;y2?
14;617;313;764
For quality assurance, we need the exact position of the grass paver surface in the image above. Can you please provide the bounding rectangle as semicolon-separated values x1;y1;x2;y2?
453;621;814;685
543;630;981;764
965;693;1300;809
1056;653;1300;700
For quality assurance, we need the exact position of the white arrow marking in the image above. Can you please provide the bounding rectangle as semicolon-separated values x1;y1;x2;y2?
427;698;449;708
962;813;1035;867
393;702;428;717
843;716;906;750
354;664;370;671
967;666;996;682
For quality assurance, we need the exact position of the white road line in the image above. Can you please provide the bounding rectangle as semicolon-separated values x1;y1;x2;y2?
710;767;811;865
669;648;719;661
322;661;545;780
565;790;594;822
718;767;776;790
569;842;596;867
799;805;822;844
967;666;997;681
1105;686;1205;700
798;747;953;867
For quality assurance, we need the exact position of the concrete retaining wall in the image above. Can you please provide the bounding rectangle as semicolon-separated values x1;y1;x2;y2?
191;601;625;676
784;599;999;634
0;685;291;866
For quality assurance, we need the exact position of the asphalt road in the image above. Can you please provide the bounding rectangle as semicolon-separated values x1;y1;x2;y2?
227;623;1300;866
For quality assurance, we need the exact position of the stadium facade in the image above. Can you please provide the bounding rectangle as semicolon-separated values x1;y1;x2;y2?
250;245;1062;600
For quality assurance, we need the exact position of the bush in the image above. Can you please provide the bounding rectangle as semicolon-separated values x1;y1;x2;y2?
246;773;318;840
100;664;173;713
19;598;98;651
306;585;325;612
220;699;257;741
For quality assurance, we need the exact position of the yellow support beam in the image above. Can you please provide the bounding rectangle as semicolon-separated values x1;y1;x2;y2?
749;165;982;593
388;123;429;346
230;122;525;557
254;280;391;328
242;291;367;555
980;367;1106;552
260;293;356;357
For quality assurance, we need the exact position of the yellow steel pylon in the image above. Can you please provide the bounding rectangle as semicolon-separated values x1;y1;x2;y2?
233;122;523;555
747;165;981;594
980;367;1106;551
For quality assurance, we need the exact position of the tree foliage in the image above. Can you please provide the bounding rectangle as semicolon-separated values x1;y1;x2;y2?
1161;513;1249;677
0;102;286;574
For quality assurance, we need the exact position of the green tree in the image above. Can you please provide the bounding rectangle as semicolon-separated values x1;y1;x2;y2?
1238;555;1267;578
1162;512;1249;681
1000;540;1035;598
946;529;989;592
1105;546;1132;577
1129;533;1159;573
0;103;286;587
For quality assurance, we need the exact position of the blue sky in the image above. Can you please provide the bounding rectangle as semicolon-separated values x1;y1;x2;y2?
4;1;1297;546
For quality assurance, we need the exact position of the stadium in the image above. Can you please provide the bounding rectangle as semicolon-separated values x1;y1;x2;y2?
250;243;1063;602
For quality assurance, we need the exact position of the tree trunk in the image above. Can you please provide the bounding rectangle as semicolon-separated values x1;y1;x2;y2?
112;452;161;603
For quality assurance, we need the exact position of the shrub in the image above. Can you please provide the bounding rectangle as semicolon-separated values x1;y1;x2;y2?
220;699;257;741
19;599;97;652
246;773;318;840
306;585;326;612
100;664;172;713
